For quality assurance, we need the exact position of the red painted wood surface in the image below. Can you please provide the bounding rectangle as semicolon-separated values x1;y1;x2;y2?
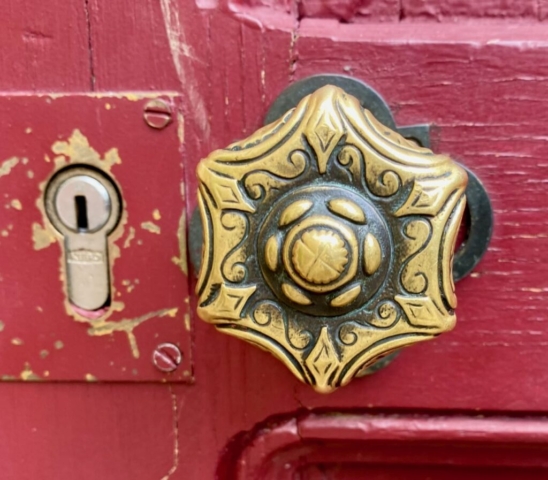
230;413;548;478
1;1;548;479
243;0;548;21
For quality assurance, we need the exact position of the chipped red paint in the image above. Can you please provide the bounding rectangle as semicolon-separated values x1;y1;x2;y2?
0;94;192;382
1;0;548;478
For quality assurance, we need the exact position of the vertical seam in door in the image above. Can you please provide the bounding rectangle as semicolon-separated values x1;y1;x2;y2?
83;0;96;91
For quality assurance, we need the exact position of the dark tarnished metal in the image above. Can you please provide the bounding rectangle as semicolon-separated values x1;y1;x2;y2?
453;167;493;282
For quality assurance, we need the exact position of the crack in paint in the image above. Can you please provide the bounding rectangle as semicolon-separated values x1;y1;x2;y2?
161;385;180;480
288;12;300;84
83;0;96;90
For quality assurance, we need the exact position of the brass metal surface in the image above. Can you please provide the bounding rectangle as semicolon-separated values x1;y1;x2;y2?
195;85;467;393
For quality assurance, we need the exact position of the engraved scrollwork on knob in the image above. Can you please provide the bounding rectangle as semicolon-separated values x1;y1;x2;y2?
196;85;467;393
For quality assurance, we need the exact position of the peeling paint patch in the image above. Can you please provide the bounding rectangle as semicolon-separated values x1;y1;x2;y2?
32;222;56;250
171;211;188;275
10;199;22;210
153;209;162;220
123;93;141;102
40;349;49;359
121;279;138;293
123;226;136;248
0;321;4;332
52;129;122;171
54;340;64;350
27;170;34;179
85;373;98;382
88;307;178;359
20;363;41;381
0;157;19;178
141;221;161;234
184;313;190;331
11;338;23;346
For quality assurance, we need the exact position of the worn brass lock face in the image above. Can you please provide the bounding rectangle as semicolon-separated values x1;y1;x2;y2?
44;166;122;311
196;85;467;393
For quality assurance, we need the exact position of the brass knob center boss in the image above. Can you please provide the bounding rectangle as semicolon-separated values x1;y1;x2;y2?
196;85;467;393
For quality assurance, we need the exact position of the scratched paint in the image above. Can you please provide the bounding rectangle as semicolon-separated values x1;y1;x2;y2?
160;0;209;139
178;183;188;273
88;307;178;358
171;207;188;275
123;226;136;248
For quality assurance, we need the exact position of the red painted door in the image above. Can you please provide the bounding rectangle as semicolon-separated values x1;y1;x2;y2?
1;1;548;479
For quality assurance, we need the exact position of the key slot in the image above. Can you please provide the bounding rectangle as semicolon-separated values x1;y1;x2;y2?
74;195;89;231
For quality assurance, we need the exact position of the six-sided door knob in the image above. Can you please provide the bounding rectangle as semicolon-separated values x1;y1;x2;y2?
195;85;468;393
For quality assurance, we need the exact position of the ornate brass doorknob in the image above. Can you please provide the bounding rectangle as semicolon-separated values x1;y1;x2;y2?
195;85;467;393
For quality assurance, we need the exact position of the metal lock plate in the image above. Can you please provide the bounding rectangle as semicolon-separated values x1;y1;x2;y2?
0;93;192;382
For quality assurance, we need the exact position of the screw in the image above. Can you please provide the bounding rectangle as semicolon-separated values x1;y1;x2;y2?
143;99;172;129
152;343;182;372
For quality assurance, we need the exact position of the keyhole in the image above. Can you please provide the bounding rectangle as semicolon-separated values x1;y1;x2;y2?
74;195;89;231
